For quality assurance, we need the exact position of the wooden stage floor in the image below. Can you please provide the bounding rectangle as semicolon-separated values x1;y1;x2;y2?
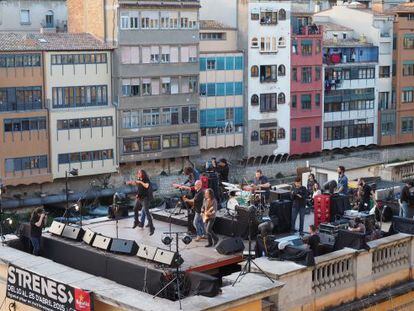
45;215;245;273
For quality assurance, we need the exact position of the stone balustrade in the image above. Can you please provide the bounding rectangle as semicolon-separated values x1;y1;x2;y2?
312;249;355;294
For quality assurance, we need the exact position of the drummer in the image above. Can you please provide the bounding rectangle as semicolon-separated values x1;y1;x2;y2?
246;169;271;202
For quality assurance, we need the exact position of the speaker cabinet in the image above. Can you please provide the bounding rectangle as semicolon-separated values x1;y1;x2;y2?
188;271;220;297
82;228;96;245
136;244;157;260
92;235;112;251
49;221;65;236
153;248;180;266
61;225;84;241
215;237;245;255
110;239;139;256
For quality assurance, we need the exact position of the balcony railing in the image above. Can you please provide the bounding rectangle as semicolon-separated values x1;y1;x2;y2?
371;239;409;275
293;25;322;36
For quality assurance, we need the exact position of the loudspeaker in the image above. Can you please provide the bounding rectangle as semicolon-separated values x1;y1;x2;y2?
215;237;245;255
153;248;181;266
137;244;157;260
61;225;85;241
334;229;367;251
82;228;96;245
390;216;414;235
92;234;112;251
187;271;220;297
49;221;65;236
110;239;139;256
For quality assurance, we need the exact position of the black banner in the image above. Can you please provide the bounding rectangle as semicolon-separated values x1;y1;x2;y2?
6;264;93;311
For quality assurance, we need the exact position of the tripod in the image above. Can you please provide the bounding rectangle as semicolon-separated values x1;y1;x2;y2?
232;208;274;286
153;231;185;310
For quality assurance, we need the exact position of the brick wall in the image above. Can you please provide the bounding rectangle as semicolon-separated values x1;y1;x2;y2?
67;0;85;33
67;0;105;40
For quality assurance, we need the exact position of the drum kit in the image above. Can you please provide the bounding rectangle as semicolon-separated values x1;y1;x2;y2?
222;182;269;219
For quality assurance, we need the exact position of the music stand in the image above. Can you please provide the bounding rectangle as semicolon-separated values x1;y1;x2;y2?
232;206;274;286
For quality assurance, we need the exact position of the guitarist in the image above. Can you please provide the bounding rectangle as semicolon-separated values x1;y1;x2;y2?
182;180;206;241
202;189;219;247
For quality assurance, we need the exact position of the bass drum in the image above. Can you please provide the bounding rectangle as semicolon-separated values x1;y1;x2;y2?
226;198;238;216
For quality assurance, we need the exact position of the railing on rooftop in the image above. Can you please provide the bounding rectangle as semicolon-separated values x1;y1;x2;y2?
371;239;410;275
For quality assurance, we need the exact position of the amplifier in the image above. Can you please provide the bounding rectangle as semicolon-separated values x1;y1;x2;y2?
82;228;96;245
319;221;348;235
319;232;336;246
92;235;112;251
137;244;157;261
49;221;65;236
342;211;376;232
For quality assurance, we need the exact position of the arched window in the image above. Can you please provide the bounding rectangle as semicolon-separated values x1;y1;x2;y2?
251;65;259;77
278;128;286;139
279;9;286;21
278;36;286;47
251;94;259;105
278;93;286;104
45;10;54;28
251;131;259;141
278;65;286;76
251;37;258;48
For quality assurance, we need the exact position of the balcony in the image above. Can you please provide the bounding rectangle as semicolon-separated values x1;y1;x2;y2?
323;46;379;66
292;25;322;36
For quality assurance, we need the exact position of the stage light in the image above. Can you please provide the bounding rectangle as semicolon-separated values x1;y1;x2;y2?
181;235;192;245
73;204;80;212
69;168;79;176
6;218;12;225
162;236;173;246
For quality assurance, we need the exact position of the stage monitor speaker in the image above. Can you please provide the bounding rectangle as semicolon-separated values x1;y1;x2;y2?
215;237;245;255
153;248;181;266
110;239;139;256
49;221;65;236
92;234;112;251
187;271;220;297
334;229;367;251
82;228;96;245
137;244;157;261
61;225;84;241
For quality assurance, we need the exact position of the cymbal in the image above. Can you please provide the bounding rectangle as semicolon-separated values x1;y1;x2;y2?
254;190;267;193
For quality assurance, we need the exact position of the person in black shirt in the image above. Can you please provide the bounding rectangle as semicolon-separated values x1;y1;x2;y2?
291;177;308;235
217;159;229;183
250;169;271;202
304;225;320;257
30;207;47;256
183;180;205;241
400;181;414;218
127;170;155;236
357;178;371;212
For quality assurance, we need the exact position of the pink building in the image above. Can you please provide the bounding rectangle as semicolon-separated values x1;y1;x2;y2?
290;17;323;155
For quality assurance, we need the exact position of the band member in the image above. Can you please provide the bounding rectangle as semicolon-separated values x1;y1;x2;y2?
183;166;200;188
127;170;155;236
30;207;47;256
183;180;206;241
217;159;229;183
251;169;271;201
202;188;219;247
291;177;308;235
357;178;371;212
303;225;320;257
336;166;348;195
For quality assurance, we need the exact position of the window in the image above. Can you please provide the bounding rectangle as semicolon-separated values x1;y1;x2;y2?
142;79;151;95
251;131;259;141
251;66;259;77
251;11;259;20
301;67;312;83
315;126;320;139
5;155;48;172
291;95;297;108
260;37;277;53
163;134;179;149
251;94;259;105
279;9;286;21
316;40;321;54
403;35;414;49
141;11;159;29
4;117;46;132
381;113;395;136
301;40;312;55
301;127;311;143
182;133;198;147
315;67;321;81
52;85;107;108
251;37;258;48
200;32;225;40
278;65;286;76
45;10;54;28
260;65;277;82
324;121;374;141
292;68;297;81
291;128;297;141
278;93;286;104
379;66;390;78
401;118;414;134
315;94;321;106
403;62;414;76
402;89;414;103
20;9;30;24
143;136;161;151
160;11;178;29
260;129;277;145
123;138;141;153
0;86;42;112
358;67;375;79
292;40;298;54
278;128;285;139
121;13;130;29
301;94;311;110
260;93;277;112
379;92;390;109
207;58;216;70
260;11;277;25
278;37;286;47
